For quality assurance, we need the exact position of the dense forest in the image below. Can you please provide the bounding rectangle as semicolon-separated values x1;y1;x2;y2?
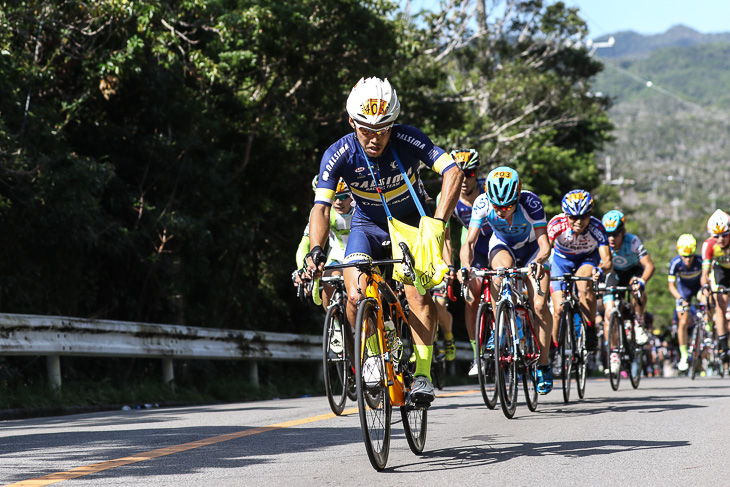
0;0;612;337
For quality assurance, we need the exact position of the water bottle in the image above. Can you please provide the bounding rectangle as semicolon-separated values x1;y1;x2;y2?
574;313;581;338
384;318;397;352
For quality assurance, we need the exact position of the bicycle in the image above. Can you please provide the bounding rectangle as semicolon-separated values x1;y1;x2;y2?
326;242;427;471
464;268;498;410
600;284;643;391
492;264;542;419
687;288;729;379
320;274;356;415
550;273;596;403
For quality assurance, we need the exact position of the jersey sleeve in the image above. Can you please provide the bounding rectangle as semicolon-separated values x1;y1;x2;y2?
395;125;456;175
521;192;547;229
629;235;649;260
701;237;716;269
588;218;609;246
547;215;562;243
469;194;490;228
315;140;349;207
667;256;679;283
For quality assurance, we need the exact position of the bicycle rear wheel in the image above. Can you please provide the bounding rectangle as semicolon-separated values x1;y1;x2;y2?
689;324;701;380
476;302;498;409
575;314;588;399
355;299;391;471
521;310;538;412
559;309;573;403
323;306;348;415
628;326;643;389
495;301;518;419
607;311;622;391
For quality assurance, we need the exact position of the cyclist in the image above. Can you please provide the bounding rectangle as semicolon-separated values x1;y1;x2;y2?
460;166;553;394
700;209;730;365
306;77;463;404
668;233;703;372
547;190;612;354
437;148;493;374
295;175;354;308
601;210;656;374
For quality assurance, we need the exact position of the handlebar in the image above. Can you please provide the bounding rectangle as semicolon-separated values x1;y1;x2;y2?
447;278;457;302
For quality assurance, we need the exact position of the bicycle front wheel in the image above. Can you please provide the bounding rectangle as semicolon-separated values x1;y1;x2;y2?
323;305;348;415
495;301;518;419
354;299;391;471
476;302;498;409
575;314;588;399
521;309;538;412
607;311;622;391
559;309;573;403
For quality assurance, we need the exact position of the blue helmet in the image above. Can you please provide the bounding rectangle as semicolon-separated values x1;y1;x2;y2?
602;210;625;234
562;189;594;216
485;166;521;206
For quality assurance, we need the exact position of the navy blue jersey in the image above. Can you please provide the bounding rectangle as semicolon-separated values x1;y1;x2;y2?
315;124;456;224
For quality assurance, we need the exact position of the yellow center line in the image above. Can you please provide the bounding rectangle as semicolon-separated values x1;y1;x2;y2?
4;389;481;486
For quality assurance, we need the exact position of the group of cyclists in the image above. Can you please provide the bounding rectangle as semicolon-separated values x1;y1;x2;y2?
295;75;730;407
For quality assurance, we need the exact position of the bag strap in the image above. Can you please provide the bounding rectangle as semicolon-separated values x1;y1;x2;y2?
390;147;426;217
357;142;426;220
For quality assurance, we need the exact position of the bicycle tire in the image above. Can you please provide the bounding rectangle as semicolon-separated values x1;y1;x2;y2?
393;304;429;455
476;302;498;409
608;311;622;391
628;324;642;389
355;299;391;471
323;306;348;415
576;313;588;399
495;300;518;419
689;323;701;380
560;309;573;403
521;309;538;412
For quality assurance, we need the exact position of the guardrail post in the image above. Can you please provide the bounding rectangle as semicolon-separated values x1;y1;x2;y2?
46;355;62;390
247;360;259;385
162;357;174;386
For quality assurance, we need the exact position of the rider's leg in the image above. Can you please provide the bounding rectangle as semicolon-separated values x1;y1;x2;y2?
527;271;553;366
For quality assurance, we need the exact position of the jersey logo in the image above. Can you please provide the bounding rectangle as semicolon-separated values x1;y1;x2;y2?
361;99;389;116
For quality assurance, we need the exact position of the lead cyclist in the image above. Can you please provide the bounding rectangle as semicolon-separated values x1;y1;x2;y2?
306;77;463;404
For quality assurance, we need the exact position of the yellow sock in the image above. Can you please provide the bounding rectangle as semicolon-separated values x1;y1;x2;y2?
414;344;433;380
444;332;454;341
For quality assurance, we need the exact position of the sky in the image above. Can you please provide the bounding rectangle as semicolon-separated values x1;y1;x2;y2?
402;0;730;38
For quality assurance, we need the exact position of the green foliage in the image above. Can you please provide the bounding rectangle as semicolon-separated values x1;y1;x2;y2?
0;0;612;343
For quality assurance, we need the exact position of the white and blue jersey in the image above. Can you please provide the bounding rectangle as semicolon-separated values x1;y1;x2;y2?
469;191;547;265
668;254;702;300
611;233;648;272
315;125;456;261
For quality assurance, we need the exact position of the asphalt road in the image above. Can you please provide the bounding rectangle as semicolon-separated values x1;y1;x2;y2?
1;375;729;486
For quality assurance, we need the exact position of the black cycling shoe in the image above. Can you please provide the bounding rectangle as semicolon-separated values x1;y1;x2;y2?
585;324;599;351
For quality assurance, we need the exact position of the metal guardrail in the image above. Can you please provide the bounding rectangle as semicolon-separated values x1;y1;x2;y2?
0;313;472;389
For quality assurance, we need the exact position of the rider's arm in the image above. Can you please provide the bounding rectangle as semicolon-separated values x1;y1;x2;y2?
459;226;480;274
598;244;613;274
296;234;310;269
638;253;655;284
533;227;551;266
306;203;331;272
434;166;464;222
668;279;682;301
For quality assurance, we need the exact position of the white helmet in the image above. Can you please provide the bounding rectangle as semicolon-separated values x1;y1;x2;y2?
707;209;730;235
346;77;400;126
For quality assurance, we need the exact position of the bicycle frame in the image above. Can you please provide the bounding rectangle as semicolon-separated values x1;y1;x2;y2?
495;267;541;366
